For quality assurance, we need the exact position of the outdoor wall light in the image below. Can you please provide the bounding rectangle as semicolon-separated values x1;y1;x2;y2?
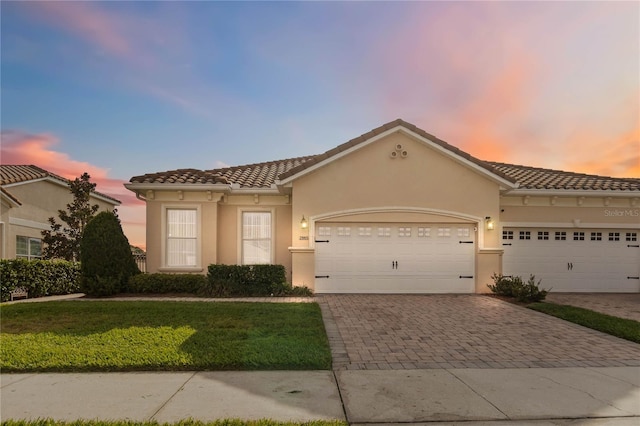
485;216;495;231
300;215;308;230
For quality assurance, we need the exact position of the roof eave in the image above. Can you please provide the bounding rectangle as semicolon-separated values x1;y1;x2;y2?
124;182;233;193
504;188;640;198
4;176;120;205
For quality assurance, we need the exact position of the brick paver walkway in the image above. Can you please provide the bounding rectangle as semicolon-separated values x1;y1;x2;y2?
319;294;640;371
545;293;640;322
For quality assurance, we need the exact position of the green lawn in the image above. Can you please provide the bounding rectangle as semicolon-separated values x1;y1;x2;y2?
528;302;640;343
0;301;331;372
1;421;347;426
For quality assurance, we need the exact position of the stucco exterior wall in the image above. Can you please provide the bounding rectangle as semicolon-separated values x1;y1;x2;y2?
1;180;117;259
288;131;505;289
144;191;293;280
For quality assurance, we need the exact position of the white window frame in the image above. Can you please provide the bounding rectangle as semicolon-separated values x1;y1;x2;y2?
161;205;202;271
238;208;275;265
16;236;42;260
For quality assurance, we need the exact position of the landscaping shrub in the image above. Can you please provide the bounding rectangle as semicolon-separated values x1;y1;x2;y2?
205;264;308;297
126;273;207;294
0;259;80;302
80;211;139;297
488;273;548;303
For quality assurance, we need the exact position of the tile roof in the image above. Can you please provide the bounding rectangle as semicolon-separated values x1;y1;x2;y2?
0;165;121;204
130;156;316;188
128;120;640;193
488;162;640;192
1;187;22;205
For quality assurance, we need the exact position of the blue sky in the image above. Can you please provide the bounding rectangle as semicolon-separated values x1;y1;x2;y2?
1;1;638;249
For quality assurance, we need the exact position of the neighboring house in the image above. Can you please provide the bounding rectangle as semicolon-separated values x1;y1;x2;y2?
126;119;640;293
0;165;121;260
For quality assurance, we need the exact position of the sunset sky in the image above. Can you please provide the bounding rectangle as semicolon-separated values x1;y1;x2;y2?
1;1;638;250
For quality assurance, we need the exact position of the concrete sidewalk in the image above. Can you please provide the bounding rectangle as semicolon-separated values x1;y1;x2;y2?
2;367;639;424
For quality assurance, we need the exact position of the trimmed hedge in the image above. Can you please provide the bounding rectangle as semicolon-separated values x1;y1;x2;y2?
0;259;80;302
126;273;208;294
206;264;304;297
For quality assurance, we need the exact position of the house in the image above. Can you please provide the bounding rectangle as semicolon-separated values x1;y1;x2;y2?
0;165;121;260
125;119;640;293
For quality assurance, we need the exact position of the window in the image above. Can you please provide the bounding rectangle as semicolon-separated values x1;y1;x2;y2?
519;231;531;240
573;232;585;241
16;236;42;260
555;231;566;241
358;227;372;237
626;232;638;242
317;226;331;237
608;232;620;241
337;227;351;236
417;227;430;237
378;227;391;237
458;228;470;237
242;212;272;264
438;227;451;237
398;227;411;237
502;230;514;240
537;231;549;240
590;232;602;241
166;209;197;267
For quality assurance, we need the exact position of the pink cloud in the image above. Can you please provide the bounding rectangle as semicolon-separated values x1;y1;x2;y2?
1;131;146;249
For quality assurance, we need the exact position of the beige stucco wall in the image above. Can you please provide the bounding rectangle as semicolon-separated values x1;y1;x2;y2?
288;131;505;290
1;180;117;259
144;191;293;281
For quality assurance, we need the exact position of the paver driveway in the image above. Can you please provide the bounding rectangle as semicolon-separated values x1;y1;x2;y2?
319;294;640;370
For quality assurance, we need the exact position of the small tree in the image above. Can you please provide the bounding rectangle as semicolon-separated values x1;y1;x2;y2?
80;211;140;297
42;172;100;261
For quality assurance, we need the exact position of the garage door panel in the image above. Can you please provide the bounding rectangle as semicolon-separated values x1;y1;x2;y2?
503;228;640;292
315;223;475;293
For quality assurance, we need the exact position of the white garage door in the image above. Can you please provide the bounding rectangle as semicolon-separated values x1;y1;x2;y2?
314;223;475;293
502;228;640;292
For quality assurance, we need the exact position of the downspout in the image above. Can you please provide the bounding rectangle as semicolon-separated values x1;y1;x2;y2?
0;222;5;259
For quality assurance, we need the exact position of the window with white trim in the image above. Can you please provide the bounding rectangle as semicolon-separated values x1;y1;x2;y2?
458;228;470;237
337;227;351;236
166;209;197;267
317;226;331;237
16;236;42;260
555;231;566;241
573;232;585;241
608;232;620;241
502;230;514;240
626;232;638;242
590;232;602;241
242;212;272;264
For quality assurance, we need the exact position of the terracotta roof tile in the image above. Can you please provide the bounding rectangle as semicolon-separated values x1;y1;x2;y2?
488;162;640;191
0;164;121;203
127;120;639;193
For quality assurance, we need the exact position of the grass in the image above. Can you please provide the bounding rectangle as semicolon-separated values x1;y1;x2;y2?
528;302;640;343
1;421;347;426
0;301;332;372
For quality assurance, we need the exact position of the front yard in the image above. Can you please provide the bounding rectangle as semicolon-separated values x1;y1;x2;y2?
0;301;332;372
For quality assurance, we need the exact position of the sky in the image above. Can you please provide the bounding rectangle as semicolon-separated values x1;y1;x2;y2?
1;0;638;251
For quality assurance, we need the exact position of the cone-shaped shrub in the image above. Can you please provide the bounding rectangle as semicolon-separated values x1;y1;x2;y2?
80;211;139;296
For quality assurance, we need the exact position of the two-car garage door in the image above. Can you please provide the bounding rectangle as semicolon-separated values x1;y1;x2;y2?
314;223;475;293
502;228;640;292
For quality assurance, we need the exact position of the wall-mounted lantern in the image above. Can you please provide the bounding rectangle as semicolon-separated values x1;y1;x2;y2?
485;216;495;231
300;215;308;230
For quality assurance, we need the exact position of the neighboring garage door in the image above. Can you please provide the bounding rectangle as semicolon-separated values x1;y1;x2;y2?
314;223;475;293
502;228;640;292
